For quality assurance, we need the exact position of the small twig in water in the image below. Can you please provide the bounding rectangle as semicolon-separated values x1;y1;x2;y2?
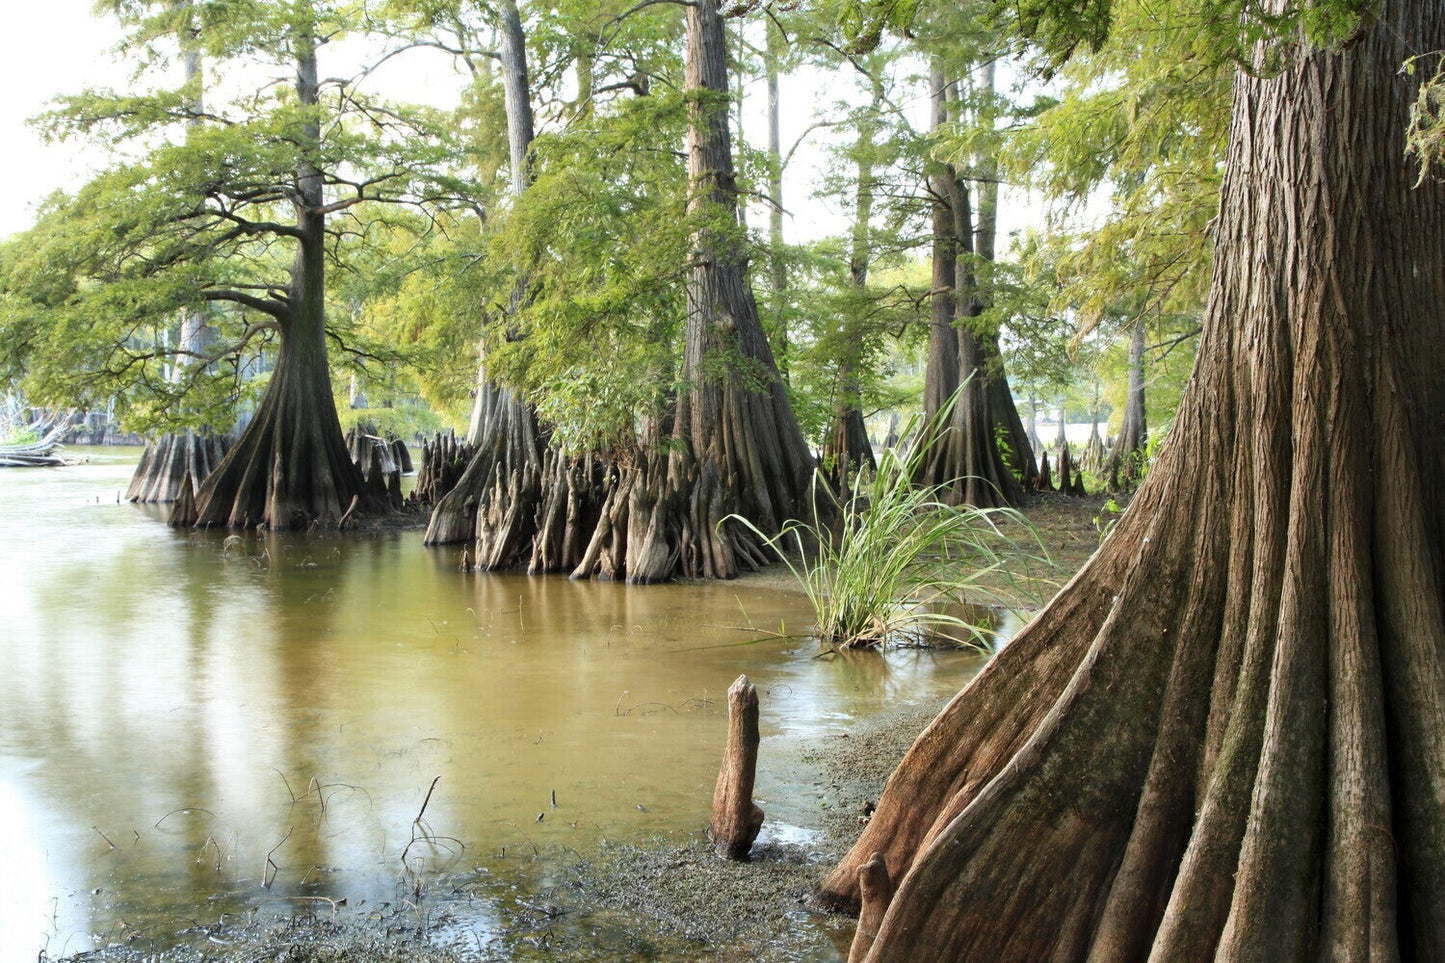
93;826;117;850
199;835;224;872
415;776;441;824
155;808;216;829
263;826;294;889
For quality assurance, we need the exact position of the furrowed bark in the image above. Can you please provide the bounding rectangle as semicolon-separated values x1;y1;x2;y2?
829;4;1445;958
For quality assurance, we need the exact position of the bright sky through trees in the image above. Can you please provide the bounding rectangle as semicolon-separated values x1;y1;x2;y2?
0;2;1039;246
0;0;120;238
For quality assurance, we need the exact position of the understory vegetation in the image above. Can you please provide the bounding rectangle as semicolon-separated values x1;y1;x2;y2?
739;402;1051;650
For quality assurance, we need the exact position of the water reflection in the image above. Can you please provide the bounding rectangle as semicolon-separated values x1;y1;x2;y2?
0;449;990;959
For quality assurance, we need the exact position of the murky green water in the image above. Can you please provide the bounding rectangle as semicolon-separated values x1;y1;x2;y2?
0;448;989;960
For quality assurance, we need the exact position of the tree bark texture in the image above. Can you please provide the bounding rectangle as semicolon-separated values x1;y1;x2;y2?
1105;317;1148;489
709;674;764;859
415;429;474;505
600;0;812;583
986;333;1039;489
825;5;1445;959
128;430;228;503
426;0;548;551
848;853;895;963
424;381;545;549
1083;395;1106;475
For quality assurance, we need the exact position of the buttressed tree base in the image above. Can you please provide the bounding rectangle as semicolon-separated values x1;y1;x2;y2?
824;2;1445;958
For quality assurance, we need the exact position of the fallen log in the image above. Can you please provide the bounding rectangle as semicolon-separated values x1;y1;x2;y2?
0;423;73;467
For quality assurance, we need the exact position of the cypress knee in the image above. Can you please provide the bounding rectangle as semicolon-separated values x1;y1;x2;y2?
709;674;764;859
848;852;894;963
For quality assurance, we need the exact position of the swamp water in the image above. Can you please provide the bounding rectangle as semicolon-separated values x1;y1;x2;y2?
1;449;994;960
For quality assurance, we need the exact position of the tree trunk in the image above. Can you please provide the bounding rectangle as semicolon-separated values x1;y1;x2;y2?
985;336;1038;489
916;69;1023;507
827;5;1445;959
425;0;548;549
572;0;813;583
973;61;1035;489
921;65;959;439
129;5;230;504
1105;317;1148;489
129;430;227;503
823;76;881;485
182;18;371;530
764;18;789;380
1082;382;1106;474
432;0;814;583
1026;391;1040;451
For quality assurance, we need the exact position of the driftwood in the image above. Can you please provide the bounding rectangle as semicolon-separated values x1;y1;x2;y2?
0;423;72;467
709;675;764;859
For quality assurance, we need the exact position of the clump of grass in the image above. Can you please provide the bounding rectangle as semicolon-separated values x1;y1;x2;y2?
736;400;1050;650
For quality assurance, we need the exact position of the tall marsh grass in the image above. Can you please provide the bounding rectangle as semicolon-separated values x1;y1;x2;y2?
737;402;1050;650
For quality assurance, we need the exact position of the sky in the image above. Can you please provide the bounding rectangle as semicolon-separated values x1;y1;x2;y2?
0;3;1026;246
0;0;123;237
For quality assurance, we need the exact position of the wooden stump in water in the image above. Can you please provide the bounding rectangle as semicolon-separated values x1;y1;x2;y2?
848;853;895;963
709;674;764;859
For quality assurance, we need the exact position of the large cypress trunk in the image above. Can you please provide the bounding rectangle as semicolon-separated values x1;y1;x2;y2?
915;67;1023;507
973;60;1037;490
423;0;546;550
182;26;372;531
128;429;228;503
985;335;1038;489
827;3;1445;958
563;0;814;583
637;0;813;578
430;0;814;583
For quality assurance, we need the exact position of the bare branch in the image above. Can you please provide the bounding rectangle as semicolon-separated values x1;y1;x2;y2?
201;290;291;322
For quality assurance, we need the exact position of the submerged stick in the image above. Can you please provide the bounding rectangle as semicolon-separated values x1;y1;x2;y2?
708;674;764;859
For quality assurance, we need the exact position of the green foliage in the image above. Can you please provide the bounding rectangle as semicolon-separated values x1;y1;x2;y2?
1004;0;1229;333
475;89;692;454
0;0;475;435
735;399;1049;650
338;400;450;442
1093;495;1121;542
1;424;41;446
1009;0;1378;75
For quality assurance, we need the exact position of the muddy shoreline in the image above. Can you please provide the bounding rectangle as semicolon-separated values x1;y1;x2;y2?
58;494;1110;961
59;697;944;962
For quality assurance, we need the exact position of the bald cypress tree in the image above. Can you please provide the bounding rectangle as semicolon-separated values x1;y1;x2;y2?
827;1;1445;957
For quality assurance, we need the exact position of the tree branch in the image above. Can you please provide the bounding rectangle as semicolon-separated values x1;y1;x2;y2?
201;290;291;322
